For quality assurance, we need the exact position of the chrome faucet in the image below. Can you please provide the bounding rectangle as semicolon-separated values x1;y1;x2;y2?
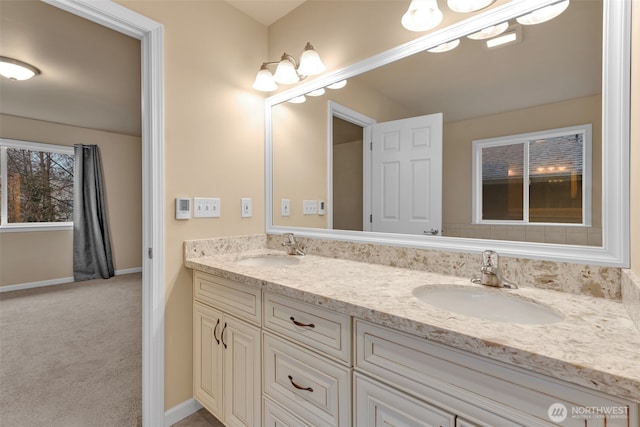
472;250;518;289
282;233;305;256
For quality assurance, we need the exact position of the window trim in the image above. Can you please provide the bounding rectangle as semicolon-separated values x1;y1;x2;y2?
471;124;592;226
0;138;75;231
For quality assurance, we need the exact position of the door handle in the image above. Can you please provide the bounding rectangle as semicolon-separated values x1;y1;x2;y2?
288;375;313;392
213;318;220;345
221;322;227;349
424;228;439;235
290;316;315;329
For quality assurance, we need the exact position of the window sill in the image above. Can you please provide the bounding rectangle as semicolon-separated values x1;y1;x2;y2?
0;223;73;233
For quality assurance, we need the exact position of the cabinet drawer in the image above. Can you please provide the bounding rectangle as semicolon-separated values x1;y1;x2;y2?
263;397;312;427
263;332;351;426
193;271;261;325
354;372;455;427
263;292;351;364
355;319;634;427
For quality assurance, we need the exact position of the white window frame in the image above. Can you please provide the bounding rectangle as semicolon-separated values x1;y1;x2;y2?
471;124;592;226
0;138;74;232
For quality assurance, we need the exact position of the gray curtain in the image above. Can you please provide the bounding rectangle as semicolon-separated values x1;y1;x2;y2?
73;144;114;281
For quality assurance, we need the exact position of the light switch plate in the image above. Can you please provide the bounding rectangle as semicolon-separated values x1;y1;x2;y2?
281;199;290;217
303;200;318;215
241;198;252;218
194;197;219;218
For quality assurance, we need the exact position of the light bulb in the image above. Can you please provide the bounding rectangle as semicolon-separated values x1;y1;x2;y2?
467;22;509;40
252;64;278;92
428;39;460;53
447;0;495;13
273;55;300;84
298;43;325;76
401;0;443;32
516;0;570;25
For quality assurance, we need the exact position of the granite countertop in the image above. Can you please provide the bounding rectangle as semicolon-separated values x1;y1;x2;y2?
185;248;640;403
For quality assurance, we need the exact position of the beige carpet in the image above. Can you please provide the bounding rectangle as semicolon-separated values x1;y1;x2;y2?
0;274;142;427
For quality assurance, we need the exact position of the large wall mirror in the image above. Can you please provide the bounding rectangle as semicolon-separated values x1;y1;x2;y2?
265;0;630;267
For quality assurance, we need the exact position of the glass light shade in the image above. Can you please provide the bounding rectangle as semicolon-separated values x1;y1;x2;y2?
447;0;495;13
467;22;509;40
0;57;40;81
516;0;570;25
252;66;278;92
401;0;443;32
428;39;460;53
308;88;325;97
273;56;300;84
297;43;325;76
288;95;306;104
327;80;347;89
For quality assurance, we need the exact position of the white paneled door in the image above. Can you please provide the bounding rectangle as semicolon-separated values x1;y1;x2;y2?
370;113;443;235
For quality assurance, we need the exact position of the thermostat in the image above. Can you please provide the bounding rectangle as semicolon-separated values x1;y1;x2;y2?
175;198;191;219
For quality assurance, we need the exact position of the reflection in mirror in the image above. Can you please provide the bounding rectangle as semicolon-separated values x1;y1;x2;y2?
267;0;629;266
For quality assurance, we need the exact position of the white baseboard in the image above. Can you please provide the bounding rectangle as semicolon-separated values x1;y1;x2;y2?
0;267;143;293
164;398;203;427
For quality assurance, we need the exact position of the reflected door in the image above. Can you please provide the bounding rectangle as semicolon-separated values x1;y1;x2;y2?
369;113;443;235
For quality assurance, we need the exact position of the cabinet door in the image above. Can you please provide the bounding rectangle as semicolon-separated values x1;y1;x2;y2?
222;315;262;427
354;373;455;427
194;302;224;419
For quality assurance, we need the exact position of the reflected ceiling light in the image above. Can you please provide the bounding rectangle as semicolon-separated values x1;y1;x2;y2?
252;42;325;92
486;31;518;48
327;80;347;89
447;0;495;13
401;0;443;32
467;22;509;40
0;56;41;81
516;0;570;25
288;95;306;104
428;39;460;53
308;88;325;97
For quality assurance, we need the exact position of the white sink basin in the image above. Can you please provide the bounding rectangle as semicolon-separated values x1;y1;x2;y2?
235;254;301;267
412;285;564;324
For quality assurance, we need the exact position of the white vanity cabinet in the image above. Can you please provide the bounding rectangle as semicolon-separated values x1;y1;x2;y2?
354;319;638;427
193;272;262;427
262;292;352;426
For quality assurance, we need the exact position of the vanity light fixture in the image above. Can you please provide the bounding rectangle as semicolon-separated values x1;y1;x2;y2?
288;95;306;104
428;39;461;53
467;22;509;40
307;88;326;97
0;56;41;81
447;0;495;13
516;0;570;25
252;42;325;92
401;0;443;32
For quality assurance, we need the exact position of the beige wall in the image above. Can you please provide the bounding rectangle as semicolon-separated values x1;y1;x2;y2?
115;0;266;410
0;114;142;286
631;0;639;274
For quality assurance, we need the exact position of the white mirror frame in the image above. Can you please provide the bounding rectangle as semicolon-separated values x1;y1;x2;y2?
265;0;630;267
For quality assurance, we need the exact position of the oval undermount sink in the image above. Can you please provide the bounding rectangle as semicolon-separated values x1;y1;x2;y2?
235;254;301;267
412;285;564;325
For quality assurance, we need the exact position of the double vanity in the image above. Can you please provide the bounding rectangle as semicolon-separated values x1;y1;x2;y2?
184;234;640;427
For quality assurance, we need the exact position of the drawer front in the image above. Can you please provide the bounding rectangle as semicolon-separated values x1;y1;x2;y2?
355;319;633;427
263;397;312;427
194;271;261;325
263;332;351;426
354;372;455;427
263;292;351;364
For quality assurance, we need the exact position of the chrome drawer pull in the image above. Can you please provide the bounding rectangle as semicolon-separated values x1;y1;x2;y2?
288;375;313;392
213;318;220;345
290;316;315;328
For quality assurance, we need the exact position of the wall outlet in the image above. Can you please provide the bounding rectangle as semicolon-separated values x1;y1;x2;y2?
281;199;290;217
317;200;325;215
241;198;252;218
303;200;318;215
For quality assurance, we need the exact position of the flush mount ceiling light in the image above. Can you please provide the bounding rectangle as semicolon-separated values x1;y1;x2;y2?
516;0;570;25
401;0;443;32
467;22;509;40
252;42;325;92
447;0;495;13
0;56;41;81
428;39;461;53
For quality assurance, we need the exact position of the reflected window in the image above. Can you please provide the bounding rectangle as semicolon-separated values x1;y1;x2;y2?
472;125;591;225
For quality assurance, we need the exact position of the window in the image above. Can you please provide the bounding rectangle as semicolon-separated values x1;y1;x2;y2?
1;139;74;231
472;124;592;226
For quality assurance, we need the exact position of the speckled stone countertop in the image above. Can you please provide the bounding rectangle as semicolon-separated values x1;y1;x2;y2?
185;240;640;403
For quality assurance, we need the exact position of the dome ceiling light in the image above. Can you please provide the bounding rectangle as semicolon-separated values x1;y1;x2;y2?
0;56;41;81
